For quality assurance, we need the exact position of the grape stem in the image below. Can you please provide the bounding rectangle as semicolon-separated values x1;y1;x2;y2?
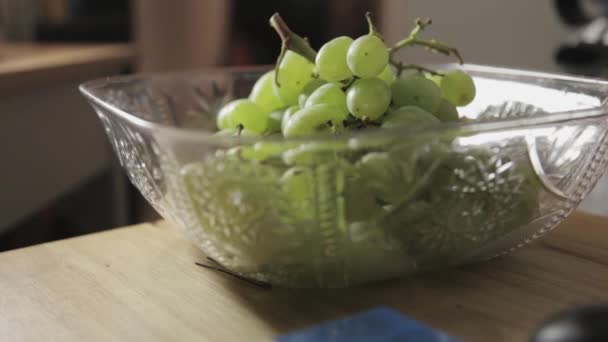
388;18;463;77
343;115;381;130
341;76;358;90
269;13;317;86
375;157;442;222
365;11;382;39
236;123;244;136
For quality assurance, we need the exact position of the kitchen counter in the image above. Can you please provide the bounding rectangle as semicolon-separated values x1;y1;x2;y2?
0;211;607;341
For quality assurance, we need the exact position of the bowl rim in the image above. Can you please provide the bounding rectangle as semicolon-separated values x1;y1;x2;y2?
79;63;608;145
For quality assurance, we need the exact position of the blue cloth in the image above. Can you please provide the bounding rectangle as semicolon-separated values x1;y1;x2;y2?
276;306;459;342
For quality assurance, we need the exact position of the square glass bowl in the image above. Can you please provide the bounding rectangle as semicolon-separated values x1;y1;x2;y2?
80;64;608;288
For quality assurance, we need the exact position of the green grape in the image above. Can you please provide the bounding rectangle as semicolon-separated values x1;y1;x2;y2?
273;51;315;105
216;99;269;133
391;74;442;113
382;105;440;128
283;104;347;138
377;65;396;85
434;99;459;122
282;141;349;165
347;35;389;78
346;78;391;120
316;36;354;82
355;152;403;204
241;141;295;161
401;69;425;78
427;73;443;87
267;109;285;133
281;167;315;220
305;83;348;116
226;146;248;157
238;129;261;137
281;105;300;136
347;134;393;150
226;133;266;158
249;70;285;112
298;79;327;108
216;129;261;141
440;70;476;107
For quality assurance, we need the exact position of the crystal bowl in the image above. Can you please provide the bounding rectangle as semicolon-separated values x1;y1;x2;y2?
80;64;608;288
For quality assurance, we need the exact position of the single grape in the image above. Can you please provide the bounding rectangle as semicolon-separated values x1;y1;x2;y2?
282;141;349;165
427;73;443;87
267;109;285;133
225;129;264;152
215;129;261;140
346;78;391;120
298;79;327;108
273;51;315;105
401;69;425;78
281;105;300;136
316;36;354;82
382;105;440;128
305;83;348;117
241;141;295;161
355;152;403;204
281;167;315;220
440;70;476;107
434;99;459;122
391;74;442;113
347;134;393;150
283;104;347;138
298;95;306;109
346;35;389;78
377;65;396;85
216;99;269;133
225;132;263;155
237;129;261;137
249;70;285;112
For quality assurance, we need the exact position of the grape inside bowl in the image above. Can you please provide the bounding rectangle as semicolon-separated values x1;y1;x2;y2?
79;63;608;288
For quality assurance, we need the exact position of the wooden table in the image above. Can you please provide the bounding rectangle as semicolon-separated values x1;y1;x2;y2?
1;212;607;341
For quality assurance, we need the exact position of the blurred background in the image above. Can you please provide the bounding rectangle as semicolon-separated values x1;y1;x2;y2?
1;0;607;251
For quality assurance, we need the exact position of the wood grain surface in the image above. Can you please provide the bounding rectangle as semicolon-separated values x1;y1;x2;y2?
0;211;606;341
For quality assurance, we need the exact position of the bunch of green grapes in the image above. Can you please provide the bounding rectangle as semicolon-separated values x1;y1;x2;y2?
214;13;476;141
207;11;484;242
